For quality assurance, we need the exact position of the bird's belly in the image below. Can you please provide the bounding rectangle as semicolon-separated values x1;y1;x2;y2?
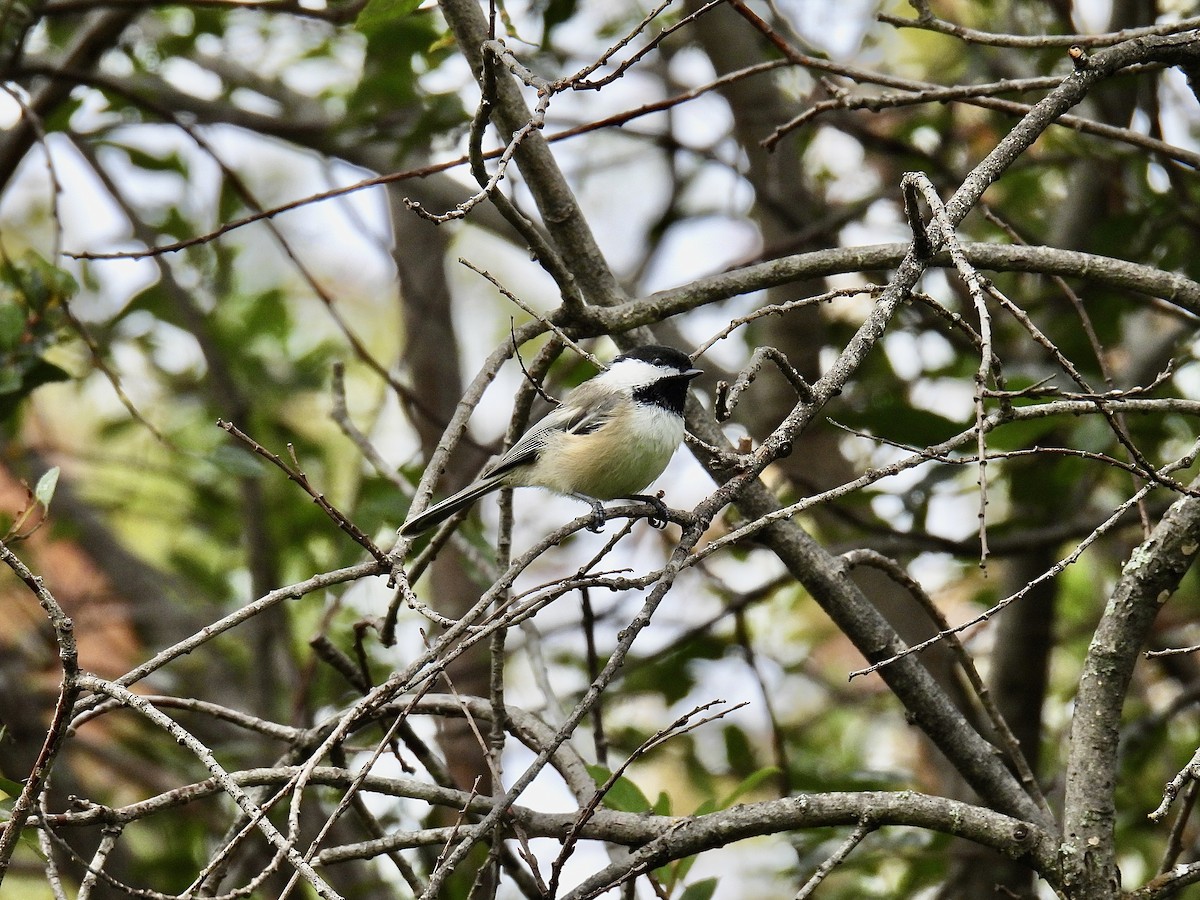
544;407;683;499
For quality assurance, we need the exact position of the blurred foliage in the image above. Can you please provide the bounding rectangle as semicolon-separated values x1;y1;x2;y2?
0;0;1199;897
0;251;74;422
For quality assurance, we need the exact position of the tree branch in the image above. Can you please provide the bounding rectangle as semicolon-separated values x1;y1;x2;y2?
1062;476;1200;896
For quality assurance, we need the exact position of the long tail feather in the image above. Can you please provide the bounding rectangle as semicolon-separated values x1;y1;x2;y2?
399;475;506;536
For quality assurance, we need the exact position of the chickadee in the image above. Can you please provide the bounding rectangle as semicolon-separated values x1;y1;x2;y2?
400;345;702;537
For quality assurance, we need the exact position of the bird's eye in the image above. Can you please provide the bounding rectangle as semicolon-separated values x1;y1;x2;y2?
653;357;663;366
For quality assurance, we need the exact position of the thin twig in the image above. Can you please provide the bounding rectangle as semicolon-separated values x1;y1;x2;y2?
987;282;1200;500
1150;742;1200;823
794;820;874;899
217;419;385;560
460;259;606;369
547;700;747;897
1146;643;1200;659
77;674;343;899
848;435;1200;680
55;60;787;261
840;549;1053;820
330;362;405;489
901;172;996;567
76;825;122;900
559;0;726;90
71;559;385;717
714;346;813;422
0;543;79;879
878;10;1200;48
697;397;1200;567
692;286;880;359
727;4;1200;168
1156;777;1200;873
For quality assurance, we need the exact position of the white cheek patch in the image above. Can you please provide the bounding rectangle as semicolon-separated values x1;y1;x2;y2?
595;360;669;391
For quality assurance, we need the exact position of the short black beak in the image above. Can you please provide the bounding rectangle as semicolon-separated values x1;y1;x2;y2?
684;368;703;381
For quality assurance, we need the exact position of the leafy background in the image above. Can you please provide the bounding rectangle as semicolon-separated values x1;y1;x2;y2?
1;0;1200;898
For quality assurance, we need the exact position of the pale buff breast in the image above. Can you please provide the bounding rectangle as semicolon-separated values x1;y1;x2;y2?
533;402;684;499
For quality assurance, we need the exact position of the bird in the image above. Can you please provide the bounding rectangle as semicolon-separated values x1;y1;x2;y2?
399;344;702;537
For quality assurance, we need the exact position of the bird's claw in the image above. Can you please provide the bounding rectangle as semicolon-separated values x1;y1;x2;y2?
630;494;670;529
587;500;607;533
578;495;671;531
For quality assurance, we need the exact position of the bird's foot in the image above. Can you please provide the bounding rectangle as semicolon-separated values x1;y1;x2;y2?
627;493;670;529
585;497;607;533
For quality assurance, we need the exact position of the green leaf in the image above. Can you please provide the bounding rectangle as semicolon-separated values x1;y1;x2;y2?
355;0;423;34
586;764;651;813
985;412;1062;452
0;359;71;422
120;145;189;175
0;303;25;350
723;724;757;775
0;774;24;799
676;854;700;883
652;791;671;816
718;765;781;809
841;399;961;447
209;445;266;478
34;467;59;509
620;633;725;703
240;289;291;340
0;368;20;395
123;281;174;320
5;252;77;311
680;878;719;900
22;359;71;391
541;0;578;43
655;853;700;894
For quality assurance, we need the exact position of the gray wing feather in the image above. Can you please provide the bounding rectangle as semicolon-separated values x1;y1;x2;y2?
483;389;621;479
400;386;623;536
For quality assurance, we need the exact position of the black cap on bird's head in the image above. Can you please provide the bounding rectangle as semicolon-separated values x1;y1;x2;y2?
613;345;696;374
